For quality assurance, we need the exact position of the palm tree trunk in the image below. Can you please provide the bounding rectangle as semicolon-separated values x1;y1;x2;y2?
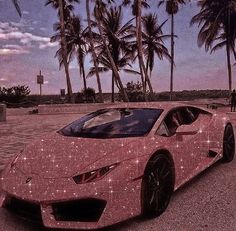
78;47;87;92
95;8;129;102
112;71;115;103
136;16;146;97
145;56;148;73
145;54;149;89
226;41;232;91
79;63;88;102
86;0;104;103
136;0;153;101
226;7;232;92
81;63;87;91
170;12;174;101
58;0;73;103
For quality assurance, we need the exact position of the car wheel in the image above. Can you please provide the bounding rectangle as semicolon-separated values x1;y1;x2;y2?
222;123;235;162
142;154;174;218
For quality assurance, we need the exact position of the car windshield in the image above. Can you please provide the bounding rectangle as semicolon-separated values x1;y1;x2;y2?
58;108;163;138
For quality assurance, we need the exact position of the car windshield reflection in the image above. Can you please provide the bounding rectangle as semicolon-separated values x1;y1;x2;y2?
58;108;163;139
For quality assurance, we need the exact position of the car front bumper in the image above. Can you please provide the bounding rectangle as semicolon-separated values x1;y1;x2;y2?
0;166;142;230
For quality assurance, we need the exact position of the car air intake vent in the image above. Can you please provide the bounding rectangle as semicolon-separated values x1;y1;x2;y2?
208;150;218;158
52;198;106;222
4;197;42;223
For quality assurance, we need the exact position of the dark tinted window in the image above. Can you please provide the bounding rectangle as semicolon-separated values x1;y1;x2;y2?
157;106;211;137
164;110;181;136
164;107;200;136
59;108;163;138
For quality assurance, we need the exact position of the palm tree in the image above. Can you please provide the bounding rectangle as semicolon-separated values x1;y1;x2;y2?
142;13;171;85
12;0;21;17
46;0;79;102
70;17;88;92
158;0;188;100
93;0;129;102
87;6;137;102
123;0;154;101
51;16;88;92
98;6;134;102
191;0;236;91
87;52;139;101
86;0;104;103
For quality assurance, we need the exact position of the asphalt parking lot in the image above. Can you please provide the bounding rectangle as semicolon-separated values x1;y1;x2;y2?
0;107;235;231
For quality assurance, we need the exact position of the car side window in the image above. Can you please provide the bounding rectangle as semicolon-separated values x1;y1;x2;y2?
156;107;212;137
156;121;169;137
178;107;198;125
156;109;182;137
187;107;212;125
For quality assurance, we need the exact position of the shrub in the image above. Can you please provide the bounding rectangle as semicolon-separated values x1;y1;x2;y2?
79;87;96;103
0;85;30;104
123;81;145;102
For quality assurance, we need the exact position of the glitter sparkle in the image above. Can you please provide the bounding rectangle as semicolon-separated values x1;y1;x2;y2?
0;102;233;230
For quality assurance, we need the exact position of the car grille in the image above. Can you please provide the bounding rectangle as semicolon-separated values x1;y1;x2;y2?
52;198;106;222
4;197;42;223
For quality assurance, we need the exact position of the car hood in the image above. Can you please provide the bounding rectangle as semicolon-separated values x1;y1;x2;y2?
15;132;139;179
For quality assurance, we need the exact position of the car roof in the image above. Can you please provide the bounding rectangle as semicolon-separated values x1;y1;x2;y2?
102;101;206;112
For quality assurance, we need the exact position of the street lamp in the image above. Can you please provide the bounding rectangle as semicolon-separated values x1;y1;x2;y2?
37;70;44;96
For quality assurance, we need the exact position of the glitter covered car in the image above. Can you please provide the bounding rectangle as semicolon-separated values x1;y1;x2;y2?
0;102;235;230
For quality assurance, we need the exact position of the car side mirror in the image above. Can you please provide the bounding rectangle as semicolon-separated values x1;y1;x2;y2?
176;125;199;136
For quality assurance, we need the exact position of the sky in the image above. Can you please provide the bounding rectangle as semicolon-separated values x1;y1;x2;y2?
0;0;235;95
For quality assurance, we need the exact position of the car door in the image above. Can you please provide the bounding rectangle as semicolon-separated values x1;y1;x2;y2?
186;107;218;161
156;107;204;186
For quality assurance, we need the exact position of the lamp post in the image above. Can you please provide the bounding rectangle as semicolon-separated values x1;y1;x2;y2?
37;70;44;96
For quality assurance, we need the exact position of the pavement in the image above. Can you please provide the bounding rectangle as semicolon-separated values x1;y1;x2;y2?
0;105;235;231
0;113;83;171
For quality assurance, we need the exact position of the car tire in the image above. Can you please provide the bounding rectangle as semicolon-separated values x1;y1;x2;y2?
222;123;235;162
142;154;174;218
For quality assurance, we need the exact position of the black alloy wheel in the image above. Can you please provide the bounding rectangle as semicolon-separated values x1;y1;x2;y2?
142;154;174;218
222;124;235;162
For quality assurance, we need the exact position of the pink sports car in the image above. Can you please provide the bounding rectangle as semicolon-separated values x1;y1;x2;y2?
0;102;235;230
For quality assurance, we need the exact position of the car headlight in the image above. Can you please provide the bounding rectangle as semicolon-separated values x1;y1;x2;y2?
73;163;119;184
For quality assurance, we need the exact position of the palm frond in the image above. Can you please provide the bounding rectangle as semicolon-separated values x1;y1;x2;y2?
123;69;141;75
211;40;227;53
191;0;235;54
87;67;110;78
12;0;21;17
